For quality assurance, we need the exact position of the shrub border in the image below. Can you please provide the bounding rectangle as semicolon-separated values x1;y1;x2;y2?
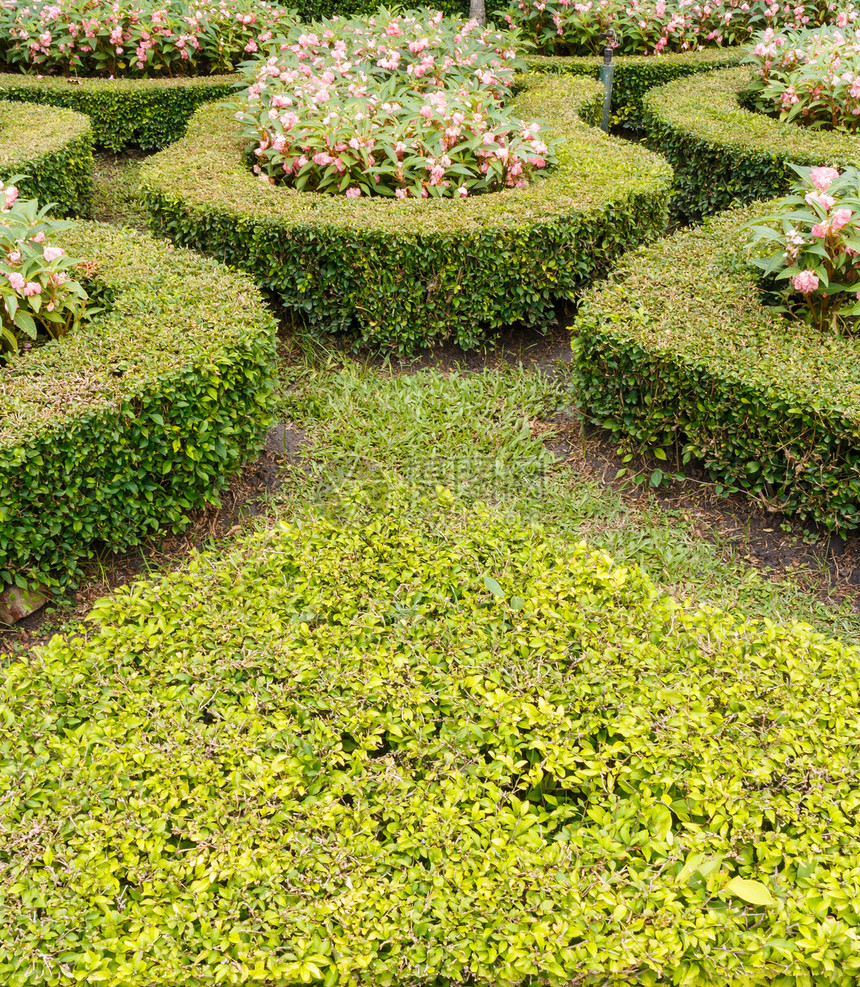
571;202;860;532
641;65;860;221
0;73;239;151
0;221;277;595
0;99;93;216
140;72;673;352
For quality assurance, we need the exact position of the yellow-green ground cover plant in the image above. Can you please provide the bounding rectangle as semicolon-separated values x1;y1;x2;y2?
571;201;860;531
640;65;860;221
140;73;672;352
0;100;93;216
0;222;276;595
1;499;859;984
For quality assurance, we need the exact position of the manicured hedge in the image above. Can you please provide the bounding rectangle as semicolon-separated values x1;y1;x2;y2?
2;502;859;984
0;73;238;151
571;202;860;531
141;73;672;352
526;46;742;128
641;65;860;222
0;99;92;216
0;222;276;595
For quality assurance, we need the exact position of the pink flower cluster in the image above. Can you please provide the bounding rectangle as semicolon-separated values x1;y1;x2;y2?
237;10;556;200
0;0;293;78
748;24;860;131
504;0;857;55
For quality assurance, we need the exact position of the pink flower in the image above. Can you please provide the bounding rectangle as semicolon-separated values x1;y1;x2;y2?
831;208;853;232
792;270;820;293
7;251;20;264
4;186;18;208
395;188;408;199
32;231;45;243
345;187;361;198
6;271;24;291
419;105;432;119
810;222;829;237
809;166;840;191
805;191;835;210
22;281;41;297
43;246;65;262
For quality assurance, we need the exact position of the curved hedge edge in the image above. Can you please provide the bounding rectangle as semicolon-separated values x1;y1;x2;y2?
0;100;92;216
139;73;673;353
0;221;277;594
641;65;860;222
0;73;239;151
525;46;743;128
570;202;860;532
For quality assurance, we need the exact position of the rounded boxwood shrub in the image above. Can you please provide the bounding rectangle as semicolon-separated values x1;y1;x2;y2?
526;46;742;129
0;99;92;216
641;65;860;222
0;221;276;595
0;73;238;152
140;73;672;353
1;501;859;984
571;202;860;532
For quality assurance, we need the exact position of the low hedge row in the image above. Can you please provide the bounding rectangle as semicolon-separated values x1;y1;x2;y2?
0;100;92;216
571;202;860;532
0;74;238;151
526;46;742;129
2;502;859;984
0;222;276;595
140;73;672;352
641;65;860;222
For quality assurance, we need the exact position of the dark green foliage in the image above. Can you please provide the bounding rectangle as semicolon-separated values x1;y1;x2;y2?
140;74;672;353
571;203;860;532
641;66;860;222
1;501;859;984
0;73;238;151
526;47;741;128
287;0;510;19
0;222;276;594
0;100;93;216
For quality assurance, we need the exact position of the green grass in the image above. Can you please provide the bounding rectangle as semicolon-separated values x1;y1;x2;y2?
90;151;149;230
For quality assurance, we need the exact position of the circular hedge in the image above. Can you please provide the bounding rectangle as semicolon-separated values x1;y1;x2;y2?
0;221;276;595
641;65;860;221
140;73;673;352
1;503;859;984
0;73;238;152
527;46;742;129
0;99;92;216
571;202;860;532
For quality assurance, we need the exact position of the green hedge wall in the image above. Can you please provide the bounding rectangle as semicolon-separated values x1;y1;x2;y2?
0;74;238;151
140;73;672;353
571;203;860;532
0;222;276;595
526;47;742;129
2;501;859;984
641;66;860;223
0;99;93;216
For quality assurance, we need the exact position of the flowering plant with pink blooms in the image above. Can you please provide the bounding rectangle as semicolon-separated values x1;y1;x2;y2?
745;163;860;332
237;9;556;199
0;180;93;356
504;0;855;56
746;24;860;130
0;0;294;78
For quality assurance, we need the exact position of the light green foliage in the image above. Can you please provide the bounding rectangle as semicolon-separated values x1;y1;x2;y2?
0;100;93;216
140;72;672;352
0;73;238;151
571;201;860;531
641;65;860;221
0;221;276;593
1;499;859;984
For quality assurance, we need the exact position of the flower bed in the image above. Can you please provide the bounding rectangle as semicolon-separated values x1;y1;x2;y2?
0;99;92;215
526;46;741;127
640;65;860;221
0;73;237;151
141;72;672;352
571;202;860;532
0;221;276;595
2;502;860;983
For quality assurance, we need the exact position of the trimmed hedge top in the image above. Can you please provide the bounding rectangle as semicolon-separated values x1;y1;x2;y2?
1;503;859;984
571;202;860;529
141;72;672;350
0;99;93;215
0;73;239;151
